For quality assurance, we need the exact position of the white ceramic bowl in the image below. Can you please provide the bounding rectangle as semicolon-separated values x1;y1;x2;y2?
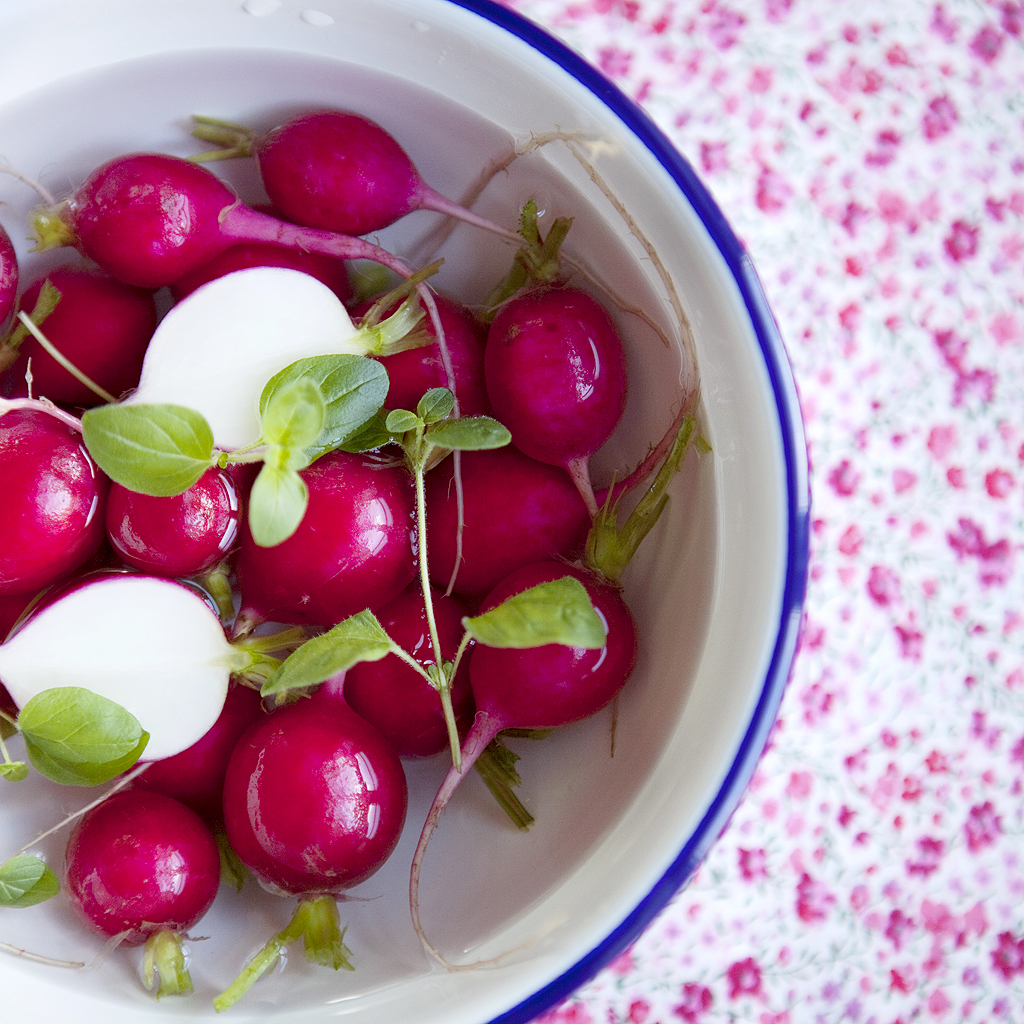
0;1;809;1022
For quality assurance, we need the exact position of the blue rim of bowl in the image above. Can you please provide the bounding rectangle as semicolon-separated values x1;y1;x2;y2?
438;2;812;1022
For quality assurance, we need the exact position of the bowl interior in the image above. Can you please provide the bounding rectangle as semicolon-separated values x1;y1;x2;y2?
0;2;805;1023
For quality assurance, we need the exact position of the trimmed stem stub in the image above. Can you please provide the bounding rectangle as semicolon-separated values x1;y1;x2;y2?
141;929;193;999
213;895;352;1012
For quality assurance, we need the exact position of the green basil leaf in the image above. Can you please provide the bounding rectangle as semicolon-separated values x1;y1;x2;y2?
247;463;309;548
261;609;395;698
22;736;149;787
17;687;149;786
334;413;392;453
260;377;325;451
260;354;389;460
426;416;511;452
0;761;29;782
463;577;605;649
0;855;60;908
82;403;215;496
417;388;454;424
385;408;421;435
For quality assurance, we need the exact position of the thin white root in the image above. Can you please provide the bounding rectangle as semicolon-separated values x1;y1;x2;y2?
0;941;84;969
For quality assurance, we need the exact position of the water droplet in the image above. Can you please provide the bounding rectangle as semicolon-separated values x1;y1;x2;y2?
242;0;282;17
301;9;335;26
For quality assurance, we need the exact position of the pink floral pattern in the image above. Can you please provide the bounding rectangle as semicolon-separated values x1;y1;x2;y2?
507;0;1024;1019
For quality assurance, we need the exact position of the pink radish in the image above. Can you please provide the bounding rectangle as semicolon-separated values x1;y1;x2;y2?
485;287;629;515
105;466;239;578
424;444;590;597
234;449;416;633
131;681;264;820
216;696;407;1010
198;108;519;241
1;264;156;407
409;561;638;965
169;239;351;303
0;221;17;329
361;292;491;417
64;789;221;996
0;402;108;595
342;583;475;758
29;152;454;395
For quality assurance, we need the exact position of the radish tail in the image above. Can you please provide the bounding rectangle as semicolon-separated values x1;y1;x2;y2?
409;711;502;970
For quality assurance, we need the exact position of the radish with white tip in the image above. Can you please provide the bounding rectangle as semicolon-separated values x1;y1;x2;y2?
0;573;271;761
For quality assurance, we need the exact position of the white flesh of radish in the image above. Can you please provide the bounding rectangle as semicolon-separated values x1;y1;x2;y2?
124;266;361;451
0;575;238;761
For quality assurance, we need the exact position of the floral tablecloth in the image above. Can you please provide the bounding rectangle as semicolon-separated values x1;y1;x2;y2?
507;0;1024;1021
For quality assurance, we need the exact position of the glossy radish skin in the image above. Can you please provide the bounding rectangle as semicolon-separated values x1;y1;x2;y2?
409;561;638;962
169;240;351;303
255;109;516;240
39;152;432;290
64;789;221;945
222;696;408;896
424;444;590;597
342;584;475;757
1;264;157;407
106;466;239;578
235;450;416;632
132;682;264;820
0;405;107;595
0;222;17;328
370;293;491;417
485;287;629;509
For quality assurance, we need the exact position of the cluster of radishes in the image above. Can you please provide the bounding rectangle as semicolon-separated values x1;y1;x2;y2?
0;108;700;1008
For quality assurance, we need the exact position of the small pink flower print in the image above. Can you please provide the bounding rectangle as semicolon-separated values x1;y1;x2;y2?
748;65;773;93
672;982;713;1021
786;771;813;799
801;682;834;724
885;909;915;950
890;967;914;993
536;1001;594;1024
865;129;902;167
964;801;1002;851
991;932;1024;980
796;872;835;923
922;95;958;139
931;3;958;42
598;46;633;79
700;141;728;174
755;165;791;213
943;220;980;262
627;999;650;1023
738;847;769;882
867;565;901;606
1003;1;1024;35
970;24;1004;63
726;958;763;1000
985;469;1013;497
706;1;746;49
906;836;945;877
1010;734;1024;767
894;624;923;661
893;468;917;493
838;524;863;555
947;519;1013;586
828;459;861;496
764;0;792;22
926;989;951;1015
927;424;957;459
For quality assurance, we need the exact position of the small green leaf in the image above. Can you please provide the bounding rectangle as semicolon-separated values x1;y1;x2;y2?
463;576;605;649
0;761;29;781
417;388;454;424
82;403;215;496
260;377;325;451
261;610;394;698
334;413;392;453
0;855;60;908
426;416;511;452
247;464;309;548
17;687;149;787
385;408;421;435
260;354;389;460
